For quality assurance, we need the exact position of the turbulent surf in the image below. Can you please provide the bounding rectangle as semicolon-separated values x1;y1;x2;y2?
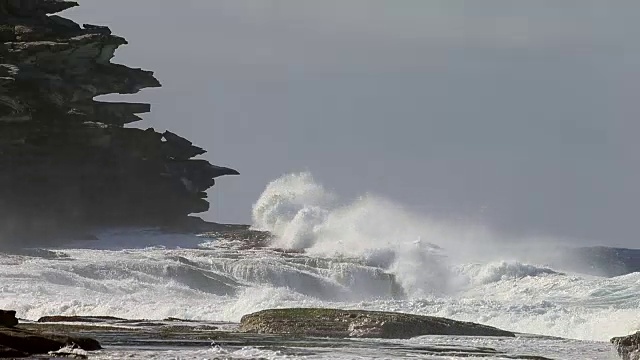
0;173;638;359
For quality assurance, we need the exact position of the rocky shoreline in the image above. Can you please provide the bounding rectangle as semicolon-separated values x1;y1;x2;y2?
611;332;640;360
0;307;631;359
1;0;238;246
0;308;548;359
1;2;635;360
0;310;100;358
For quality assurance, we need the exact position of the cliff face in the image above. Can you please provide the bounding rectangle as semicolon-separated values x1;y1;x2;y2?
0;0;238;244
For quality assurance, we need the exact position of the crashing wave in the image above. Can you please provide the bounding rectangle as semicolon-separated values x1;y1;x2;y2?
250;172;495;297
458;261;561;285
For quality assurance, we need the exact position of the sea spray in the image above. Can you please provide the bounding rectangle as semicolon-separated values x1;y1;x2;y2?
251;172;494;296
0;173;638;342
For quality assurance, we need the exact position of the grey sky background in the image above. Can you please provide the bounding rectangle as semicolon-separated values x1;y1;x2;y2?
66;1;639;247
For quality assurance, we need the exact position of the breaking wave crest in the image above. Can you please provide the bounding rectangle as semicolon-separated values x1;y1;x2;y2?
251;172;495;296
457;261;561;285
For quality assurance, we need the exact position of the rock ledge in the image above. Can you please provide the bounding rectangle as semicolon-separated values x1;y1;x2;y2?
0;309;100;358
240;308;515;339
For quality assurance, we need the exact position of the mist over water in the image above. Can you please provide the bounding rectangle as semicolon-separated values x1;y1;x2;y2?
252;173;542;296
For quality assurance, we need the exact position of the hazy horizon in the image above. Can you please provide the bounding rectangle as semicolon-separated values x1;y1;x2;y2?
66;1;639;247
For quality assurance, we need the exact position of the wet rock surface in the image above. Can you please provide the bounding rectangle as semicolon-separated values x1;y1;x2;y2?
0;309;101;357
0;311;17;328
17;315;564;359
201;227;275;249
38;315;126;323
0;0;238;246
239;308;516;339
612;332;640;360
0;326;100;355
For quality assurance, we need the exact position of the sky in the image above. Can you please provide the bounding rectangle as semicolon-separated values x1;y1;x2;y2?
66;1;639;247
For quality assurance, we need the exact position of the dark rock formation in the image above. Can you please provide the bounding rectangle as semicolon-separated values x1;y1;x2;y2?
38;315;126;323
0;326;100;356
0;310;17;328
0;0;238;245
612;332;640;360
0;309;100;357
240;308;515;339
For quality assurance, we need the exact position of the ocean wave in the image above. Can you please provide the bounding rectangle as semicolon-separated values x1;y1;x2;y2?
251;172;495;297
457;261;561;285
1;173;639;343
1;240;639;340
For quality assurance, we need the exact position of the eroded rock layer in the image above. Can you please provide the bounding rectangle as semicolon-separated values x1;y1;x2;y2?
0;1;238;244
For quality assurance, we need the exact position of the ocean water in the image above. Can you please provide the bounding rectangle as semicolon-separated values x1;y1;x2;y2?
0;173;637;359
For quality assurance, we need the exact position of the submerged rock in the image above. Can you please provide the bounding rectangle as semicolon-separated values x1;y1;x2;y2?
0;310;17;328
611;332;640;360
240;308;515;339
0;0;238;245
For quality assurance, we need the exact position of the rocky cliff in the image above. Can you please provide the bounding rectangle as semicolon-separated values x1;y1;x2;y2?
0;0;238;245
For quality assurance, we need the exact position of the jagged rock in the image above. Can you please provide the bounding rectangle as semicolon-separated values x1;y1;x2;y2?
0;310;17;328
0;0;79;17
0;1;238;244
612;332;640;360
240;308;515;339
162;131;206;160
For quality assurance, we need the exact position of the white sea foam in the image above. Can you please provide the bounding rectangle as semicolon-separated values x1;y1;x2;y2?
0;172;638;345
456;261;560;285
1;235;638;341
251;172;497;297
91;345;291;360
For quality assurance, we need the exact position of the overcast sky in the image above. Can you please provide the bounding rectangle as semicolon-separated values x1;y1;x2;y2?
66;1;639;247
